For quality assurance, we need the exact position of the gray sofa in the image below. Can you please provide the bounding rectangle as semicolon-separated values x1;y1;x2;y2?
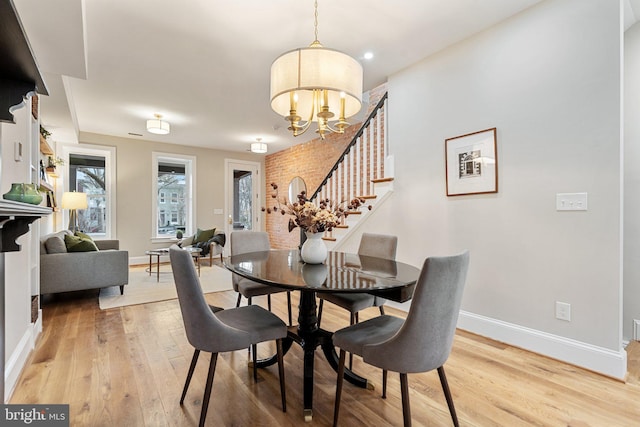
40;230;129;295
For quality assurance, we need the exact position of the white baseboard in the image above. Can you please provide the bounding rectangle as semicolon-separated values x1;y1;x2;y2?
5;315;42;402
457;310;627;380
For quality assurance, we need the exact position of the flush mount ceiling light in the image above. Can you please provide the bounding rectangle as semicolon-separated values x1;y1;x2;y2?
251;138;268;154
146;113;170;135
270;0;363;139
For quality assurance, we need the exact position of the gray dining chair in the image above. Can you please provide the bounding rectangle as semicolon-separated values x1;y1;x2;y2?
230;231;292;326
169;246;288;427
332;251;470;427
318;233;397;368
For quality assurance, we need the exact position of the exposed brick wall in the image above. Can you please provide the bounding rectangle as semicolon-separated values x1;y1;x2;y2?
264;84;387;249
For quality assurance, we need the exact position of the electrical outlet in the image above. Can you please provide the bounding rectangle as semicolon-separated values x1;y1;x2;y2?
555;301;571;321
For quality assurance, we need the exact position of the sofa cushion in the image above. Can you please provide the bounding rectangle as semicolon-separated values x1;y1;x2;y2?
45;236;67;254
64;234;99;252
40;229;72;254
194;227;216;244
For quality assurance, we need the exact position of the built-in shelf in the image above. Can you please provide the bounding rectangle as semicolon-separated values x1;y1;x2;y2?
0;0;48;123
39;135;53;155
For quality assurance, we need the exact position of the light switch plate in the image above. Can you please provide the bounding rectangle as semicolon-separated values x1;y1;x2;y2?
556;193;587;211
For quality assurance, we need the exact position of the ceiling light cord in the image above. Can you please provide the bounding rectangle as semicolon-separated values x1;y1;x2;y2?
313;0;319;44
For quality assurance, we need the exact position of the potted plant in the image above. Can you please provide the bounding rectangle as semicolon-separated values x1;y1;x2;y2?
39;125;51;140
46;156;64;172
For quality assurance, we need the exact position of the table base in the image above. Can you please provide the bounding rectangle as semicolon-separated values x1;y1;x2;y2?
253;290;371;421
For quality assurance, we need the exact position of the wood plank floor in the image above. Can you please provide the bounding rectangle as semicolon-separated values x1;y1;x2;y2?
10;286;640;426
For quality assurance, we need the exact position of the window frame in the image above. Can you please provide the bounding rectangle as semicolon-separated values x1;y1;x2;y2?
151;152;196;242
61;144;117;239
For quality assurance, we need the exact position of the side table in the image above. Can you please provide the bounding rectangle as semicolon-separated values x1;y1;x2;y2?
145;247;202;282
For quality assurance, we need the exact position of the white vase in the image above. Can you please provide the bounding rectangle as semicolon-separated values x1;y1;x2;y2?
300;231;327;264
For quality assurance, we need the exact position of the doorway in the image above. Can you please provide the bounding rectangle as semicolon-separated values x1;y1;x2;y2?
225;160;262;239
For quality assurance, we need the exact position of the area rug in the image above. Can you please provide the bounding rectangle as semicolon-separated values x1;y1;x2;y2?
99;264;233;310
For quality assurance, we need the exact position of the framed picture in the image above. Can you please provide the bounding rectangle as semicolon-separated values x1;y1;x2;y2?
445;127;498;196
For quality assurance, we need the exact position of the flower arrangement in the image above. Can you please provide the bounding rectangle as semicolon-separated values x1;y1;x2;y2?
263;182;371;234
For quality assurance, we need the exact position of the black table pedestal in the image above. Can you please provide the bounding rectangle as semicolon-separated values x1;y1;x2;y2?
254;289;369;421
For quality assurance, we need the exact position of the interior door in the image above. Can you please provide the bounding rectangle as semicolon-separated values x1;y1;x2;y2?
225;160;261;239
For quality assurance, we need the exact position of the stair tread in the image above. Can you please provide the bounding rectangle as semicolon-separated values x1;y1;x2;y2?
356;195;377;199
371;177;394;183
322;237;337;242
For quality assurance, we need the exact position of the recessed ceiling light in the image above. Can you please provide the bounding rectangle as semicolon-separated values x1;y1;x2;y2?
364;52;374;60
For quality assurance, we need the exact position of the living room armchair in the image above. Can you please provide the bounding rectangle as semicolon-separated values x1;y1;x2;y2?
177;227;225;265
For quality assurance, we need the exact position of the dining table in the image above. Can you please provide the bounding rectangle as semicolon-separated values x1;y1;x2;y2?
224;248;420;422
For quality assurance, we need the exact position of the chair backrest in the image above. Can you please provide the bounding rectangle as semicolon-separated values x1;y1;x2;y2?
169;246;249;352
358;233;398;260
229;231;270;288
363;251;470;373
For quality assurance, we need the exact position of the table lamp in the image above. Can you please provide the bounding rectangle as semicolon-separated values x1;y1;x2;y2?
61;191;88;233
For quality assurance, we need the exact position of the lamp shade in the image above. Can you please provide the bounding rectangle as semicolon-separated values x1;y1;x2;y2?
251;142;268;154
270;46;363;120
61;192;88;210
147;116;170;134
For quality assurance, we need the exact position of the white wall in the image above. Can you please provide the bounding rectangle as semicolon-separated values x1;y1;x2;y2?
350;0;625;377
624;22;640;342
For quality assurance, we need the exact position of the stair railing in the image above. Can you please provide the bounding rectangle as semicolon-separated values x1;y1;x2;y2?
309;92;388;240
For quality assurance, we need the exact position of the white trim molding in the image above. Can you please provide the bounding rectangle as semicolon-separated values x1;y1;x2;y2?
458;310;628;380
5;316;42;402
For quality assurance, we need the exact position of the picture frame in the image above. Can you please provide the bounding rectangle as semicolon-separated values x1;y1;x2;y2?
445;127;498;196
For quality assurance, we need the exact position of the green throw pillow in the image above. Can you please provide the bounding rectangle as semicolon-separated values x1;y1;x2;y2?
193;227;216;244
74;231;93;241
64;234;99;252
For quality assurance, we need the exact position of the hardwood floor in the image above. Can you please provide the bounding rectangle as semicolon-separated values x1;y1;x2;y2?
11;288;640;426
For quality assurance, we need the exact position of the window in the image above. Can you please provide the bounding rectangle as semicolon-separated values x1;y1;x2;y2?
152;153;195;240
62;144;116;239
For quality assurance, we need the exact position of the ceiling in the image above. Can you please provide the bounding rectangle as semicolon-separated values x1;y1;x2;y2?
13;0;634;154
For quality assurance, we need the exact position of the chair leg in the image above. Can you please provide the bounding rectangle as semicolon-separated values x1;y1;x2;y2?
437;366;459;427
348;313;356;370
382;369;387;399
252;344;258;381
400;373;411;427
277;339;287;412
317;299;324;327
267;294;272;311
119;285;124;295
333;349;347;427
379;305;385;315
180;349;200;404
236;293;242;308
199;353;218;427
287;292;292;326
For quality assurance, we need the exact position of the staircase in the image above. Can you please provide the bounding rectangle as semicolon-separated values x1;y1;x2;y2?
309;92;393;250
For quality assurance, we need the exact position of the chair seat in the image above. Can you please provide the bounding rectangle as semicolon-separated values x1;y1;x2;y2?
237;278;287;298
216;305;287;346
333;314;404;359
319;292;376;313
